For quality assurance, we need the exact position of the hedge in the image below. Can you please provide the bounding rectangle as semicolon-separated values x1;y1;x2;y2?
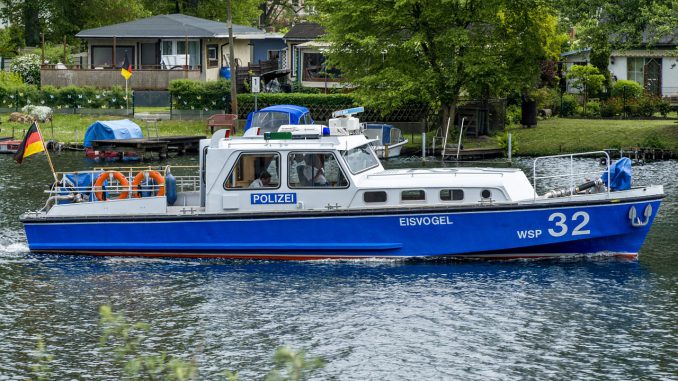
167;78;431;122
0;83;128;110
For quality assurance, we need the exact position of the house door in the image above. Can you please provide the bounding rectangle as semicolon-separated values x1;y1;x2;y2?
644;58;662;96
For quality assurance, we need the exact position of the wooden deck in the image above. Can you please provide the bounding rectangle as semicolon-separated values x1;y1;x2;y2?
91;135;204;159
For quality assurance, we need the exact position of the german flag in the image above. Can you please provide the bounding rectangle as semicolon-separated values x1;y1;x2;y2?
14;122;45;164
120;51;133;80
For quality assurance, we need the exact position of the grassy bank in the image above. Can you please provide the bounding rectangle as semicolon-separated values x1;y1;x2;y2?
3;113;677;157
0;114;206;143
411;117;678;156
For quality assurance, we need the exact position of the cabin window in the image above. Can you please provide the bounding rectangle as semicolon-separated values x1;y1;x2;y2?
364;191;387;203
341;144;380;174
288;152;349;188
401;190;425;201
440;189;464;201
224;153;280;190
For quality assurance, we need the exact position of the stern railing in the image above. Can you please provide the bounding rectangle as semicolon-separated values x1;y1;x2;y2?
532;151;610;200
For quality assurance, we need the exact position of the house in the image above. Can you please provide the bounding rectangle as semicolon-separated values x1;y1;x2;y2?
282;22;343;88
40;14;285;90
561;34;678;97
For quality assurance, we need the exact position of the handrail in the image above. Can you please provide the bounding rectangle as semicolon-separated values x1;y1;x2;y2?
532;151;610;200
49;165;200;201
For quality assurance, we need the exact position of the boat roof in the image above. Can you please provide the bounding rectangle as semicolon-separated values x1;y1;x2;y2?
257;104;310;116
218;134;371;151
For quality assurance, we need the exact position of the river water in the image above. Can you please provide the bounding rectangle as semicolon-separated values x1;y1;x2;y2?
0;152;676;380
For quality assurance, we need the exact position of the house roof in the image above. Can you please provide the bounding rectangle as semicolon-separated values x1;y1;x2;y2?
283;22;325;41
76;14;271;39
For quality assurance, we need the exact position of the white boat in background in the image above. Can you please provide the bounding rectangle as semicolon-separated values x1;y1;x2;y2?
363;123;409;159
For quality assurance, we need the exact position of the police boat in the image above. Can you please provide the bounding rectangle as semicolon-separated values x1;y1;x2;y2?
20;108;664;260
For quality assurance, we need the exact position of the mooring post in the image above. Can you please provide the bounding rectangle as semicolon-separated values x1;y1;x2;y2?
508;132;512;163
422;132;426;159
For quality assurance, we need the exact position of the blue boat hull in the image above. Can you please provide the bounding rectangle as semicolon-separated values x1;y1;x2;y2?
22;198;662;260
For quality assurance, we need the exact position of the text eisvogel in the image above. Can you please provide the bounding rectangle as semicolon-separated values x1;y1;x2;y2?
399;215;453;227
251;193;297;205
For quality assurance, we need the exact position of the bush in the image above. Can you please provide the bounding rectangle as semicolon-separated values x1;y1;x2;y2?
600;98;623;117
628;95;659;117
611;80;643;99
658;98;671;117
583;100;601;117
505;104;521;125
559;94;578;116
10;54;41;84
21;105;53;122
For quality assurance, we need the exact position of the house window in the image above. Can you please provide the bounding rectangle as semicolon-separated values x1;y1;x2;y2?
288;152;348;188
91;46;135;69
302;51;341;82
140;42;159;69
224;153;280;189
207;44;218;68
161;40;200;69
440;189;464;201
627;57;645;86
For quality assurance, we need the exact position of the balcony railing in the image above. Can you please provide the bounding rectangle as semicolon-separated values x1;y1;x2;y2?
40;66;201;90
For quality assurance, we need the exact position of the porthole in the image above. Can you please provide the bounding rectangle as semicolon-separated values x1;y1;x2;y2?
481;189;492;199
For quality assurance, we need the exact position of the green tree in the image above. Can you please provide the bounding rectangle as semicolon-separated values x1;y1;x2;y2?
314;0;563;129
566;64;605;109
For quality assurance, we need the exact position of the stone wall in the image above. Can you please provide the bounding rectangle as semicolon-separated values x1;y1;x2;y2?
41;69;201;90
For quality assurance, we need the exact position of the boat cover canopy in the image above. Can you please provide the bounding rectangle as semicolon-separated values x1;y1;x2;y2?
364;123;394;145
83;120;143;148
245;105;313;131
601;157;632;191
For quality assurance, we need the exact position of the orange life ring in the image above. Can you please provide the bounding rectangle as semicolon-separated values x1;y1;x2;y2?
131;170;165;198
94;171;130;201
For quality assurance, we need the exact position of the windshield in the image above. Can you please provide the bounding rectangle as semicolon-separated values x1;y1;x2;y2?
341;144;380;174
251;111;290;133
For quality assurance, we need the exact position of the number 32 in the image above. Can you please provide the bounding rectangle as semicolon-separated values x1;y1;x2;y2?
548;211;590;237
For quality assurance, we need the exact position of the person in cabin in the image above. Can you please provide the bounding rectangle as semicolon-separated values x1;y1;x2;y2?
249;171;272;188
303;154;328;186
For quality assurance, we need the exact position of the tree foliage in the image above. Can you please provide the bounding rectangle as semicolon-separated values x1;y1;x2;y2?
314;0;564;126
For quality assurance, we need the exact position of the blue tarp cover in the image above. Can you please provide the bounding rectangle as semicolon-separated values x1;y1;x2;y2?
245;105;312;130
364;123;393;145
601;157;632;191
83;120;143;148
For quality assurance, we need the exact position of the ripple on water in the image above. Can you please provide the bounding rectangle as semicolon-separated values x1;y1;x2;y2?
0;154;677;379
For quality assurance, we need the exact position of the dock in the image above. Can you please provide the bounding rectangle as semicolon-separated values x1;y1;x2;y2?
91;135;204;159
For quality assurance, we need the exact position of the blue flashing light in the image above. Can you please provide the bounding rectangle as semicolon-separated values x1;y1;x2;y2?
322;127;331;136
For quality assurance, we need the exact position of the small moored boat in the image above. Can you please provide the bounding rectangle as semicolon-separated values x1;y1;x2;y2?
363;123;409;159
20;109;664;260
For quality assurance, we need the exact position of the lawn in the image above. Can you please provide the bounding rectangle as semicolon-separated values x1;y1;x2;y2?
3;113;677;157
0;113;207;144
507;118;678;156
414;117;678;156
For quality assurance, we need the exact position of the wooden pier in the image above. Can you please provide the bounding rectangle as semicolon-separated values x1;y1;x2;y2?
91;135;204;159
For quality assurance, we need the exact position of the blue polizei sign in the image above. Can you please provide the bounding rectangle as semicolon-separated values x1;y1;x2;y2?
250;193;297;205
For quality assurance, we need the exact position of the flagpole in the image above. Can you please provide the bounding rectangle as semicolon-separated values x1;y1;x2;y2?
125;78;129;114
35;122;59;183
